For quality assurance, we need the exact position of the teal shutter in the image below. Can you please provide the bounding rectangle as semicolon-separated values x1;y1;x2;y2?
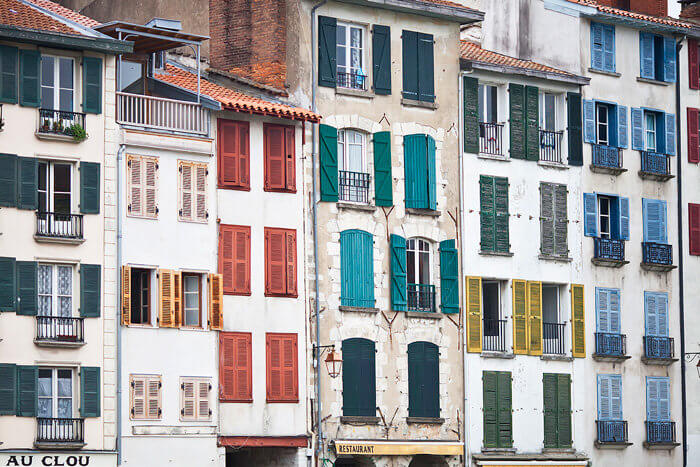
640;33;655;79
82;56;102;114
19;49;40;108
525;85;539;161
404;134;428;209
663;37;676;83
80;264;101;317
494;177;509;253
509;83;526;159
372;25;391;95
340;230;374;308
390;234;407;311
0;153;17;207
480;176;495;252
373;131;392;206
80;161;100;214
427;135;436;210
497;371;513;448
318;16;337;88
16;261;37;316
483;371;499;448
0;45;18;104
417;33;434;103
463;76;479;153
319;124;338;202
543;373;558;448
408;342;439;418
342;338;375;416
17;157;37;210
0;257;16;311
439;240;458;314
16;365;37;417
402;30;419;100
80;366;100;417
0;363;16;415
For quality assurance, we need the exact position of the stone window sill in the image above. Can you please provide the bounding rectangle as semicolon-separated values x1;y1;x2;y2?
339;306;378;314
335;87;375;99
401;98;439;110
637;77;672;86
340;416;380;425
588;67;621;77
480;351;515;359
479;250;513;257
405;311;443;320
405;207;441;217
337;202;377;213
478;153;510;162
538;160;569;170
480;447;516;453
406;417;444;425
539;254;572;263
540;354;574;362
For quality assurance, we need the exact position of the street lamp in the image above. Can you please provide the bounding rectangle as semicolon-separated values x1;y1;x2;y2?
684;352;700;378
314;344;342;378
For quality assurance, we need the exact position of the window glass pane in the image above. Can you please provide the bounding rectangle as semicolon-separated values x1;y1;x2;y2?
119;61;144;93
418;250;430;285
545;94;556;130
57;266;71;295
59;58;73;89
57;370;71;396
38;370;52;396
41;57;54;87
38;265;52;316
488;86;498;123
482;282;500;336
350;28;362;48
57;398;72;418
38;398;52;418
184;275;199;326
407;247;416;284
478;85;485;122
53;194;71;214
59;90;73;112
54;164;71;193
336;25;346;45
350;48;361;70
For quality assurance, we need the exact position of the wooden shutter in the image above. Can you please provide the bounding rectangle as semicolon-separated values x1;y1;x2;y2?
640;33;655;79
285;230;297;296
82;56;102;114
583;193;598;237
439;240;459;314
158;269;175;327
643;198;667;243
603;24;615;72
527;281;543;356
266;333;298;402
591;22;604;70
404;134;428;209
427;136;437;210
0;257;16;311
480;176;495;252
0;153;17;207
617;105;628;148
80;264;101;318
342;338;376;416
540;183;555;256
208;273;223;330
402;30;419;100
172;271;182;327
219;332;252;402
16;261;37;316
631;107;644;150
665;113;676;156
688;108;699;163
556;374;572;447
217;119;250;190
390;234;407;311
0;364;17;415
0;45;18;104
525;85;539;161
181;379;196;420
690;40;699;90
284;126;296;191
567;92;583;166
663;37;676;83
407;342;440;418
80;161;100;214
644;292;659;336
197;379;211;420
19;49;39;107
497;371;513;448
596;287;610;333
463;76;479;153
179;162;193;220
127;156;142;216
484;371;512;448
80;366;100;418
554;185;568;256
483;371;499;447
509;83;526;159
264;124;288;191
130;376;145;419
144;158;158;217
219;224;250;295
646;377;669;421
372;25;391;95
619;197;630;241
466;276;482;353
417;33;435;103
16;157;37;210
340;229;374;308
130;375;161;420
689;204;700;255
582;99;596;144
571;284;586;357
195;163;207;221
121;266;131;325
373;131;393;206
319;124;338;202
16;365;37;417
543;373;558;448
495;177;509;253
265;228;296;297
318;16;337;88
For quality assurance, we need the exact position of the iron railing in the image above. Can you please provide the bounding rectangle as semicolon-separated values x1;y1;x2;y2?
479;122;504;155
38;109;86;138
595;332;626;357
591;144;623;169
597;420;628;443
407;283;436;313
641;151;671;176
539;129;564;163
36;212;83;240
338;171;370;203
646;421;676;444
36;418;84;444
642;242;673;266
483;318;507;352
36;317;84;343
594;237;625;262
336;70;367;90
644;336;675;359
543;322;566;355
117;92;210;136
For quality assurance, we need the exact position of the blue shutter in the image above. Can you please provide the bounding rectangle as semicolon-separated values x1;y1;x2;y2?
660;200;667;243
617;105;628;148
665;113;676;156
631;108;644;150
597;375;611;420
643;199;666;243
657;292;669;337
427;135;436;210
439;240;458;314
609;289;621;334
390;234;407;311
610;375;623;420
591;23;604;70
596;287;610;333
640;33;655;79
609;104;619;148
603;25;615;72
657;378;670;421
340;230;374;308
646;377;660;421
583;100;595;143
663;37;676;83
619;197;630;240
644;291;659;337
583;193;598;237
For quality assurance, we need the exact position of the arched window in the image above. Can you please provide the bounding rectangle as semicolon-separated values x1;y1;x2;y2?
338;129;369;203
407;341;439;418
342;338;375;417
340;230;374;308
407;238;433;313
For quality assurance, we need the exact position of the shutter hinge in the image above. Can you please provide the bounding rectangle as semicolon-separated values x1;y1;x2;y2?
181;383;184;390
127;160;131;168
179;166;183;173
179;209;182;216
127;204;132;212
159;381;162;388
131;408;134;416
181;409;184;415
131;381;135;388
156;163;159;170
156;207;160;214
209;409;212;415
206;211;210;219
159;408;162;415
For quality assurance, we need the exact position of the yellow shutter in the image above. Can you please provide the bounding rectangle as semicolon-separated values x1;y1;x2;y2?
158;269;175;327
571;284;586;358
121;265;131;326
512;279;528;354
466;276;482;353
528;281;543;356
209;273;224;331
173;271;182;328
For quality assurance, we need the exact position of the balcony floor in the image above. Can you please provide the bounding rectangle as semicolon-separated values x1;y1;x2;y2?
590;164;627;175
641;356;678;366
641;262;677;272
638;170;674;182
34;441;86;450
643;441;680;450
592;353;631;363
592;257;629;268
595;441;632;449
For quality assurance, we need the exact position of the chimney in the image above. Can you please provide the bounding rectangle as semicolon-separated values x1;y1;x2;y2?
595;0;667;16
680;1;700;22
208;0;287;89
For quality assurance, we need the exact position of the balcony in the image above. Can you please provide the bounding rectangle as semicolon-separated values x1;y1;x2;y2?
639;151;673;181
592;237;628;267
338;171;371;204
645;421;679;449
593;333;629;362
337;70;367;91
642;336;677;365
35;317;85;347
483;318;507;352
595;420;631;448
407;283;436;314
641;242;675;272
590;144;625;175
35;212;84;244
35;418;85;449
479;122;504;156
543;322;566;355
539;129;564;164
36;109;87;143
117;92;210;136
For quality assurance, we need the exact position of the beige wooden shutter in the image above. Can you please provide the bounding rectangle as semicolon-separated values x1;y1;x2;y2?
146;376;161;419
159;269;175;327
195;164;207;222
173;271;182;328
179;161;193;220
208;273;223;330
145;158;158;218
181;379;196;420
130;375;145;419
197;379;211;420
128;156;143;216
121;265;131;325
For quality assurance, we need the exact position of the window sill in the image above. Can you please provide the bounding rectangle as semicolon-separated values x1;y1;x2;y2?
542;448;575;453
406;417;444;425
220;398;253;403
337;202;377;213
34;235;85;245
540;354;574;362
643;441;681;450
640;262;677;273
539;255;572;263
127;214;158;220
595;440;633;449
178;217;209;224
637;77;672;86
264;188;297;194
480;447;516;454
588;67;621;77
589;163;627;176
480;351;515;359
405;207;441;217
224;291;252;296
335;87;375;99
340;416;380;425
641;356;679;366
267;398;300;404
592;353;631;363
34;441;86;450
339;305;378;313
591;257;629;268
538;160;568;170
401;98;439;110
479;251;513;257
35;131;82;144
405;311;442;320
217;184;250;191
638;170;674;182
33;338;86;348
265;293;299;298
477;153;509;162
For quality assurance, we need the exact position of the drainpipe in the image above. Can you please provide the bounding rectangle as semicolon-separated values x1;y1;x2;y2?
116;143;126;465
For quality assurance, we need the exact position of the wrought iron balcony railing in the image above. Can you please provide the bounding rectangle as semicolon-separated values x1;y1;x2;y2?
591;144;623;170
36;418;84;445
640;151;671;177
543;322;566;355
597;420;629;444
407;283;436;313
36;316;84;344
336;70;367;91
338;170;370;204
594;237;625;262
594;332;627;357
646;421;676;444
479;122;504;156
642;242;673;267
644;336;675;360
36;212;83;240
483;318;507;352
37;109;86;138
539;129;564;164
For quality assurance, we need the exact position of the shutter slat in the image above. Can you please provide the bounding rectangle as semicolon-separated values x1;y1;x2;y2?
121;266;131;326
373;131;393;206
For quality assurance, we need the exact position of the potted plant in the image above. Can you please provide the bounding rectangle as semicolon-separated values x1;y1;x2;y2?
41;118;50;132
68;123;87;143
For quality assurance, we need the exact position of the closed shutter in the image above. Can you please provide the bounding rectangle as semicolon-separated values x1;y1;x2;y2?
688;108;699;163
180;162;193;219
540;183;555;256
285;229;297;296
219;332;252;402
557;374;572;447
665;113;676;156
372;25;391;95
617;105;628;148
217;119;250;189
657;378;670;421
80;161;100;214
664;37;677;83
0;153;17;207
571;284;586;358
583;193;598;237
603;24;615;72
644;291;658;337
543;373;558;448
17;157;37;210
483;371;499;448
567;93;583;165
144;158;157;217
0;257;16;311
525;85;539;161
497;371;513;448
319;124;338;202
158;269;175;327
582;99;596;144
80;264;101;318
318;16;337;88
16;261;37;316
197;379;211;420
16;365;37;417
509;83;526;159
340;229;374;308
466;276;482;353
121;266;131;326
439;240;458;314
483;371;512;448
80;366;100;417
690;40;700;90
178;162;208;221
0;364;16;415
417;33;434;103
527;281;543;356
640;33;655;79
495;177;509;252
131;377;146;419
130;375;161;420
266;333;298;402
208;273;223;330
596;287;610;333
512;279;528;354
402;30;419;100
646;377;669;421
463;76;479;153
195;164;207;221
553;184;568;256
373;131;392;206
265;228;297;297
598;374;611;420
390;234;407;311
689;204;700;255
19;49;39;107
0;45;18;104
609;288;621;333
82;56;102;114
127;156;142;215
180;379;201;420
643;198;668;243
219;224;250;295
407;342;439;418
631;107;644;150
264;124;295;192
591;23;604;70
619;197;630;241
480;176;495;252
342;338;376;416
404;134;428;209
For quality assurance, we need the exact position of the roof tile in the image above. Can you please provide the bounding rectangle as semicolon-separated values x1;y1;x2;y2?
0;0;84;35
460;41;577;78
25;0;100;28
565;0;694;29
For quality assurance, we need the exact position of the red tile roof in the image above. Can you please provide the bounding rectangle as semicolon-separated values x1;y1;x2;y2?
155;64;320;123
418;0;478;12
0;0;82;34
565;0;695;29
25;0;100;28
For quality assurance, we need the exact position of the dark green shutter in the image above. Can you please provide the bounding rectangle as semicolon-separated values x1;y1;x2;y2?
82;56;102;114
80;264;101;317
16;261;37;316
567;92;583;166
19;49;40;108
483;371;499;448
543;373;558;448
372;25;391;95
0;153;17;207
557;374;572;447
0;257;16;312
494;177;510;253
17;157;37;210
509;83;526;159
319;124;338;202
373;131;392;206
463;76;479;153
402;30;419;100
439;240;458;314
480;176;495;252
390;234;407;311
342;338;375;416
80;161;100;214
318;16;337;88
525;85;540;161
0;45;18;104
80;366;100;417
497;371;513;448
408;342;440;418
417;33;434;103
0;363;17;415
16;365;37;417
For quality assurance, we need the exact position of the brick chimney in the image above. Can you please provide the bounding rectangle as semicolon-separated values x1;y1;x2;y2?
595;0;667;16
680;0;700;22
208;0;287;89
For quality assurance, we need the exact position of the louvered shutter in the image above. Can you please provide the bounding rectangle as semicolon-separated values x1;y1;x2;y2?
0;364;17;415
342;338;376;416
404;134;426;209
571;284;586;358
390;234;407;311
197;379;211;420
610;375;623;421
373;131;392;206
172;271;182;328
80;366;100;418
466;276;482;353
147;376;161;419
631;107;644;150
219;225;250;295
554;184;568;256
644;291;658;337
483;371;498;447
495;177;509;253
598;375;611;420
80;264;101;318
0;45;18;104
657;293;669;337
218;119;250;189
609;289;621;334
219;332;252;402
583;193;598;237
402;30;418;100
557;374;572;447
208;273;223;330
640;33;655;79
340;229;374;308
603;24;615;72
130;376;145;419
657;378;670;421
285;126;296;191
512;280;528;354
19;49;39;107
82;56;102;114
689;204;700;255
540;183;555;256
265;228;295;296
0;153;17;207
417;33;434;103
509;83;526;159
480;176;495;252
582;99;596;144
16;365;37;417
121;266;131;325
285;230;297;296
318;16;337;88
663;37;676;83
619;197;630;241
131;375;160;420
525;85;539;161
158;269;175;327
543;373;558;448
690;40;700;90
463;76;479;153
266;333;298;402
591;23;604;70
646;377;669;421
372;25;391;95
80;162;100;214
195;164;207;221
264;124;286;191
665;113;676;156
16;261;37;316
617;105;628;148
179;162;193;220
427;135;437;210
567;93;583;166
439;240;458;314
0;257;16;311
144;158;157;217
408;342;439;418
17;157;37;210
319;124;338;201
127;156;142;215
643;198;667;243
527;281;543;356
497;371;513;448
596;287;610;333
181;380;196;420
688;108;699;163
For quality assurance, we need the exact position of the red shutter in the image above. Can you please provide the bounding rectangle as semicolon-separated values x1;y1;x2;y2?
218;119;250;190
690;39;699;90
266;333;298;402
690;204;700;256
265;228;287;295
219;225;251;295
264;124;285;191
688;108;700;163
219;332;252;402
285;126;296;192
285;230;297;296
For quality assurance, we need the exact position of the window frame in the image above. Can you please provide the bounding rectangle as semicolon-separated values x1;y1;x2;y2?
179;376;212;422
596;103;610;146
37;263;74;318
129;374;161;420
478;84;498;124
335;21;367;89
481;280;503;340
598;195;612;239
129;267;152;326
337;128;367;174
181;272;202;329
40;55;75;112
644;111;657;152
37;367;74;420
37;160;74;214
406;237;432;286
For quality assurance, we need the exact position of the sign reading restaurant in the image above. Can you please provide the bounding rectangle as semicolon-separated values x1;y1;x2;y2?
333;440;463;456
0;453;116;467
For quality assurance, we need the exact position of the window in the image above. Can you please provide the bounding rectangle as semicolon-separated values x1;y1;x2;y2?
340;229;374;308
338;129;370;203
646;377;670;422
644;291;669;338
38;161;72;215
40;56;74;111
263;123;296;192
38;264;73;318
402;30;434;103
178;161;207;222
478;84;498;123
130;374;161;420
219;332;252;402
404;134;437;210
406;238;433;313
640;33;675;82
217;119;250;190
218;224;251;295
342;338;375;416
264;228;297;297
642;198;668;244
180;377;211;421
38;368;73;419
598;196;611;239
689;204;700;255
591;22;615;72
407;342;439;418
540;182;568;257
596;103;610;145
129;268;152;325
597;374;623;421
631;108;675;155
687;108;699;163
127;155;158;218
543;373;572;448
582;193;630;240
336;22;366;89
182;273;202;328
542;285;564;355
266;333;298;402
595;287;621;334
645;112;657;151
119;60;144;93
540;93;556;131
584;100;628;150
479;175;509;253
482;280;504;351
483;371;512;448
478;85;502;155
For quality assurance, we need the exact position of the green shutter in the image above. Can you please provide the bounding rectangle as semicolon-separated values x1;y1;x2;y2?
319;124;338;202
372;25;391;95
390;234;407;311
509;83;526;159
80;366;100;417
402;30;419;100
80;161;100;214
373;131;392;206
497;371;513;448
0;257;16;312
80;264;101;317
19;49;40;108
463;76;479;153
427;136;437;210
557;374;572;447
0;45;18;104
318;16;337;88
404;134;428;209
0;363;17;415
480;176;495;252
495;177;510;253
408;342;422;417
342;338;375;416
340;230;374;308
543;373;558;448
16;365;37;417
525;85;540;161
82;56;102;114
483;371;499;448
0;153;17;207
439;240;458;314
16;261;37;316
567;92;583;166
408;342;440;418
16;157;37;210
417;33;435;103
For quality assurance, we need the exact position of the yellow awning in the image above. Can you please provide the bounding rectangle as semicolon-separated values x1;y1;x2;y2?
334;440;463;456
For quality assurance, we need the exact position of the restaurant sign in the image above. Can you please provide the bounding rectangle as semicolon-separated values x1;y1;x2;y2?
0;452;116;467
334;440;463;456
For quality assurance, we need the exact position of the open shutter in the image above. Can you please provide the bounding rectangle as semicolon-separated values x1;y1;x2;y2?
640;33;655;79
591;23;604;70
483;371;498;448
665;113;676;156
373;131;392;206
509;83;526;159
619;197;630;241
265;229;287;296
80;264;101;318
16;261;37;316
16;365;37;417
439;240;458;314
497;372;513;448
583;99;596;144
0;364;17;415
121;266;131;325
0;45;18;104
285;126;296;192
208;273;223;330
80;367;100;418
372;25;391;95
463;76;479;153
480;176;495;252
596;287;610;333
0;257;16;311
0;153;17;207
390;234;407;311
583;193;598;237
512;280;528;354
217;119;250;189
265;124;286;191
571;284;586;358
603;24;615;72
495;177;509;253
158;269;175;327
688;108;699;163
525;85;539;161
527;281;543;356
663;37;676;83
17;157;37;210
80;162;100;214
557;374;572;447
567;93;583;165
319;124;338;202
427;135;437;210
543;373;558;448
631;107;644;150
466;276;482;353
540;183;555;256
318;16;337;88
554;184;568;256
19;49;39;107
402;30;419;100
689;204;700;255
82;56;102;114
417;33;434;103
285;230;297;296
617;105;628;148
691;40;700;89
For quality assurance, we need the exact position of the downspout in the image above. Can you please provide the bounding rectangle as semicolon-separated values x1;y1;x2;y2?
116;143;126;465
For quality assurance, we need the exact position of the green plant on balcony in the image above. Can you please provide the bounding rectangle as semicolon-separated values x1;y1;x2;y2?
52;120;63;133
68;123;87;142
41;118;50;133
